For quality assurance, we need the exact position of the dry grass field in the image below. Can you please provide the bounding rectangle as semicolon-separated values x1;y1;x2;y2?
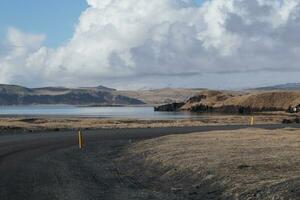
122;128;300;199
0;112;296;131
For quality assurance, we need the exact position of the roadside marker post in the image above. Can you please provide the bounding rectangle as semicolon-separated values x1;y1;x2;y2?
250;116;254;126
78;130;84;149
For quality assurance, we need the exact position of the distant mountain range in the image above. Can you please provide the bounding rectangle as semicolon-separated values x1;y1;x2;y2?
0;84;205;106
0;84;143;106
3;82;300;106
252;83;300;91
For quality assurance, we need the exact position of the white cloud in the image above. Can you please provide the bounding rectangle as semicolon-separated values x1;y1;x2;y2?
1;0;300;89
0;27;46;85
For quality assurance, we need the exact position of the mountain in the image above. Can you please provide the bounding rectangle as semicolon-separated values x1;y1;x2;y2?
117;88;206;105
0;84;209;106
251;83;300;91
0;84;144;106
78;85;116;92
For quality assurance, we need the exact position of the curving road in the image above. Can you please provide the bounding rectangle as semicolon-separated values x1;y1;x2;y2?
0;124;299;200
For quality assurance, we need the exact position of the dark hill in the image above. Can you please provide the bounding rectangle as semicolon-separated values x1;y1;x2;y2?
0;84;144;106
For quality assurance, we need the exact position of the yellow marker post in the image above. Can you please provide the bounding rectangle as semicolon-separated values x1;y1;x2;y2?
78;130;84;149
250;116;254;126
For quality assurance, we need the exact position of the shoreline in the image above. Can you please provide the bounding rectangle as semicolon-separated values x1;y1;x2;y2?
0;112;297;132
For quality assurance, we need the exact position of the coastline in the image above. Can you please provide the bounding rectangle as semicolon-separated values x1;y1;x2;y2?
0;112;296;132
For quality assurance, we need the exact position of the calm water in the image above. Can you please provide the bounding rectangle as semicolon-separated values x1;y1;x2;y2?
0;105;203;119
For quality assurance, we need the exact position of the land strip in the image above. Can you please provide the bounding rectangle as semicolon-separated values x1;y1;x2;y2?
0;112;297;131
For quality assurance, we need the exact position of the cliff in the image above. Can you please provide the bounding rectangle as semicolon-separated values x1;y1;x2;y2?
155;90;300;114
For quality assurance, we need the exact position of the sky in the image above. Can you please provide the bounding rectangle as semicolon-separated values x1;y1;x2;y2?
0;0;88;47
1;0;300;90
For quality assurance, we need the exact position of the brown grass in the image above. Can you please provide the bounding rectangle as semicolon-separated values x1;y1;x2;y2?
124;128;300;199
223;91;300;110
180;90;300;112
0;112;294;131
117;88;205;105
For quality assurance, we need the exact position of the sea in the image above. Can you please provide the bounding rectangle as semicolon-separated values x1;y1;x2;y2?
0;105;204;119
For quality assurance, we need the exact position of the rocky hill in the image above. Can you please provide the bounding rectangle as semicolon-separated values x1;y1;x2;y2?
0;84;144;106
155;90;300;114
117;88;205;105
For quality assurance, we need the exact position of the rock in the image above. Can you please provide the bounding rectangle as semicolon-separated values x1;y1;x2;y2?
171;187;183;193
282;119;294;124
154;102;185;112
237;164;251;170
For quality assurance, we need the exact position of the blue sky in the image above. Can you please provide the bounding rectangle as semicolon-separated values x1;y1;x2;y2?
0;0;203;48
0;0;87;47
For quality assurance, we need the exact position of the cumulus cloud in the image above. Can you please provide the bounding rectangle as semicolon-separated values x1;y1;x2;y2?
0;27;46;85
1;0;300;89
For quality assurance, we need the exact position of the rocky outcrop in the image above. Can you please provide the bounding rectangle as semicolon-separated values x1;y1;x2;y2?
282;118;300;124
154;90;300;114
154;103;185;112
154;103;278;114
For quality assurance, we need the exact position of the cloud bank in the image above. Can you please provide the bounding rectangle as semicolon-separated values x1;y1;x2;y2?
1;0;300;89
